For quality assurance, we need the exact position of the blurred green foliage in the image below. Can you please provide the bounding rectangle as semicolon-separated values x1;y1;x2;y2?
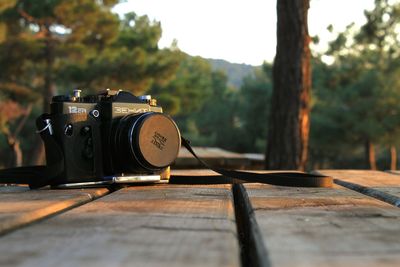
0;0;180;166
309;0;400;169
1;0;400;170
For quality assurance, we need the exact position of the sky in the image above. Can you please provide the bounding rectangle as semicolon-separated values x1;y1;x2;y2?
113;0;376;66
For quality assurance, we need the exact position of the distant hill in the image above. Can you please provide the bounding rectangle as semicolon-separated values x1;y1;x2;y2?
207;58;257;89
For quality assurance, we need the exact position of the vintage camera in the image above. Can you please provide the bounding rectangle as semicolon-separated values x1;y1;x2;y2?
37;89;181;186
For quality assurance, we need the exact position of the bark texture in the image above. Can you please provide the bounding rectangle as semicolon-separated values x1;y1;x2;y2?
390;146;397;170
266;0;311;170
365;140;377;170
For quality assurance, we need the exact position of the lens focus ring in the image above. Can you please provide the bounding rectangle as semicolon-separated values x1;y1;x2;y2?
114;112;181;173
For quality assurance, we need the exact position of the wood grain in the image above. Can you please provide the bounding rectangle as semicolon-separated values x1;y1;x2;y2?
316;170;400;206
316;170;400;187
0;184;239;267
244;183;400;266
171;169;220;176
174;146;253;169
0;185;110;236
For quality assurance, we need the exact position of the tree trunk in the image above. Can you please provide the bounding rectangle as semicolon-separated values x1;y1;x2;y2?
29;141;46;165
265;0;311;171
390;145;397;170
365;140;377;170
11;139;22;167
3;104;32;167
5;135;23;167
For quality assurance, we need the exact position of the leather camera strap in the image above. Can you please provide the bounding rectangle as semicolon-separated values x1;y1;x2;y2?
0;114;65;189
0;135;333;189
170;137;333;187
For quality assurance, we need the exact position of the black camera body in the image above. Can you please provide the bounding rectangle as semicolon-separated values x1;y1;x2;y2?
38;89;181;185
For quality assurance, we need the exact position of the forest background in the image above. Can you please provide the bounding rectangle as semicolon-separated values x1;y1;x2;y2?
0;0;399;170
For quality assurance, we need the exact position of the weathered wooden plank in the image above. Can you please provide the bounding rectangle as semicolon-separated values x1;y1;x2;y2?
244;183;400;266
316;170;400;206
0;184;239;267
387;170;400;175
174;146;252;169
171;169;219;176
316;170;400;187
0;185;110;236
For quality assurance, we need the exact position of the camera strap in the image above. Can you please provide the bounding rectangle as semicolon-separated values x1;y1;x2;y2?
0;126;332;188
170;137;333;187
0;114;65;189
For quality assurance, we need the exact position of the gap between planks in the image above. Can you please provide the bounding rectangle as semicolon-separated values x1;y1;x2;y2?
334;179;400;207
314;170;400;208
232;183;270;267
5;173;391;267
232;170;400;267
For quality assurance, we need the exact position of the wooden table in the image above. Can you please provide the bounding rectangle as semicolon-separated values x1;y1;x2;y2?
174;147;264;169
0;169;400;266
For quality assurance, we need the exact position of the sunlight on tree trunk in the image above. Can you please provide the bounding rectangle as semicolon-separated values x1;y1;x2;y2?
390;146;397;170
266;0;311;171
5;136;22;167
30;143;45;166
0;103;32;167
365;140;377;170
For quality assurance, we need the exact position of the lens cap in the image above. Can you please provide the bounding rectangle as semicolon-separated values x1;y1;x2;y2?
134;113;181;169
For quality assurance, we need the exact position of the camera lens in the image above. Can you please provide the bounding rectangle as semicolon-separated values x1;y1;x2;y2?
114;112;181;172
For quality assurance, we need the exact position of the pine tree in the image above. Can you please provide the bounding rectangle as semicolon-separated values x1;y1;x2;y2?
266;0;311;170
0;1;181;165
